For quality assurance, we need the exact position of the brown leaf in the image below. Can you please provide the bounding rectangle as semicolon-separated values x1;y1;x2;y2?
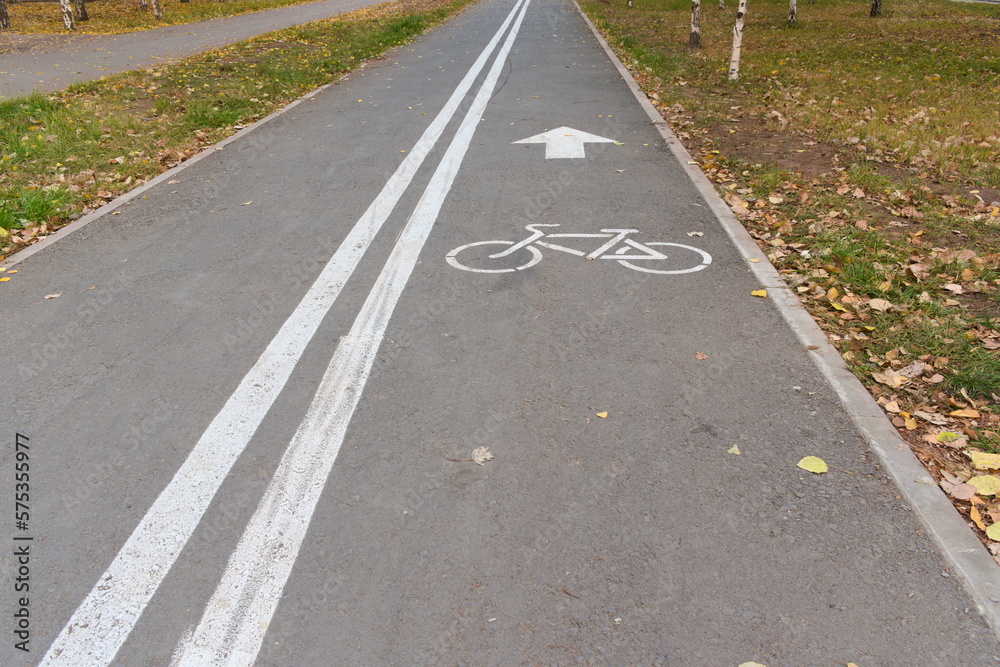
941;480;977;500
695;352;709;360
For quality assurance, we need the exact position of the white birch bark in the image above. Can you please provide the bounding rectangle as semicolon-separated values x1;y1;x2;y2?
718;0;725;8
788;0;796;23
139;0;148;10
728;0;747;81
628;0;633;7
59;0;76;29
0;0;10;31
151;0;163;19
870;0;881;17
74;0;89;21
690;0;702;48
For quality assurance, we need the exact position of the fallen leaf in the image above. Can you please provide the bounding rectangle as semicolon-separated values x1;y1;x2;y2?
807;345;819;350
942;283;964;294
988;523;1000;541
695;352;709;360
749;258;761;263
686;231;704;237
241;200;253;206
971;505;987;530
970;451;1000;470
728;445;741;455
751;289;767;298
44;292;62;299
472;446;494;466
968;475;1000;496
768;194;784;204
868;298;894;312
596;411;608;418
950;408;981;419
738;662;767;667
0;277;9;283
940;480;977;500
797;456;828;474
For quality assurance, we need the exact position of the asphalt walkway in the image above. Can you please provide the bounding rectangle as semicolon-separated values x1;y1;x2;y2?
3;0;1000;663
0;0;383;99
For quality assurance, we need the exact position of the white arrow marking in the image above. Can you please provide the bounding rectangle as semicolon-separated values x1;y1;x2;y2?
513;126;617;159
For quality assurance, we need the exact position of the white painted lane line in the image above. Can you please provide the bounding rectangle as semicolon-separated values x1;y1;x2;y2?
175;3;532;664
40;3;527;664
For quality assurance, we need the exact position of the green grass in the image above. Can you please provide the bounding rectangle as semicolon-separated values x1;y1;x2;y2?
0;0;472;245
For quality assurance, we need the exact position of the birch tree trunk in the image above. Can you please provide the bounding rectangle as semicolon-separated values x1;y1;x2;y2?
690;0;702;48
870;0;881;17
59;0;76;29
718;0;725;8
74;0;89;21
139;0;148;10
151;0;163;19
0;0;10;31
787;0;795;23
728;0;747;81
627;0;633;8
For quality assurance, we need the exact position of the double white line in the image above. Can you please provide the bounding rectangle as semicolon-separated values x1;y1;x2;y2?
42;1;530;664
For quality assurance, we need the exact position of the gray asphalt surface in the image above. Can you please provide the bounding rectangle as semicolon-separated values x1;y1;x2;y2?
0;0;383;99
2;0;1000;664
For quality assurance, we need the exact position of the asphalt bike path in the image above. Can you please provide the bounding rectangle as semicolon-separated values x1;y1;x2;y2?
2;0;999;664
0;0;383;99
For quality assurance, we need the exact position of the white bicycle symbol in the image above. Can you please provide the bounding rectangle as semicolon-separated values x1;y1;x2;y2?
446;224;712;275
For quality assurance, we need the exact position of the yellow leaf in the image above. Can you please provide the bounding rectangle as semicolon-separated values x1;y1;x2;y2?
0;277;9;283
751;289;767;298
241;200;253;206
739;663;767;667
937;431;962;443
827;287;839;301
971;505;987;530
987;523;1000;541
797;456;828;474
749;258;761;263
904;417;918;430
596;412;608;418
831;303;847;312
969;451;1000;471
950;408;981;419
968;475;1000;496
728;445;741;455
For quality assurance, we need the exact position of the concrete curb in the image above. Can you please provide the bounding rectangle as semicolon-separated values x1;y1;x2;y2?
573;0;1000;636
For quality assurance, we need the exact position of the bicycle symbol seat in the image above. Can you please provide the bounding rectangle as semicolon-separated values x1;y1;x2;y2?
446;224;712;275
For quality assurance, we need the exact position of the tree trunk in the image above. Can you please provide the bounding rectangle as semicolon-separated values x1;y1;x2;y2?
59;0;76;29
139;0;148;10
870;0;881;17
0;0;10;31
74;0;88;21
718;0;725;8
627;0;633;7
151;0;163;19
787;0;795;23
689;0;701;48
728;0;747;81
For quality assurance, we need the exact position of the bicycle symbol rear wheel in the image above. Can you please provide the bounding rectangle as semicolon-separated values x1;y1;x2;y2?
615;242;711;274
446;241;544;273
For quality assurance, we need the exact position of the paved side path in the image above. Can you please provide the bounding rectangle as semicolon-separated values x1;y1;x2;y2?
0;0;382;99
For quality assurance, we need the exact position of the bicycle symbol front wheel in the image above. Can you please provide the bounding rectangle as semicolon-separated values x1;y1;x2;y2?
446;241;544;274
615;242;712;275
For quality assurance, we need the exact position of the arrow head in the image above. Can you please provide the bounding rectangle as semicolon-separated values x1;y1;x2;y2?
513;126;618;159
